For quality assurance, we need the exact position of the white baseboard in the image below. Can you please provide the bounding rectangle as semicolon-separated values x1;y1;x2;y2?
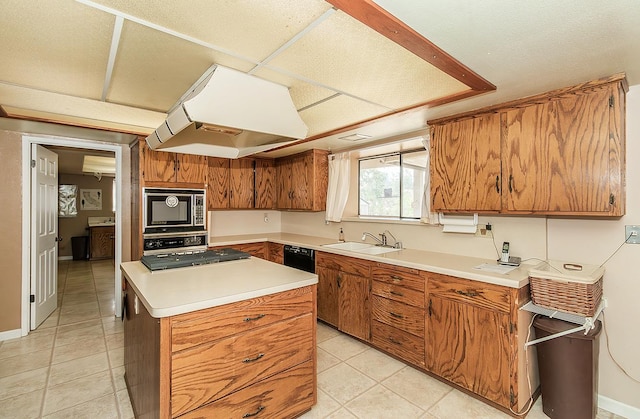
599;394;640;419
0;328;23;342
58;255;73;261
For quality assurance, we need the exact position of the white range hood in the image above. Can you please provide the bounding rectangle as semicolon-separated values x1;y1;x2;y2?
146;65;308;159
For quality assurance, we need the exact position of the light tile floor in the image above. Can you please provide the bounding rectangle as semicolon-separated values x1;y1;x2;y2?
0;260;625;419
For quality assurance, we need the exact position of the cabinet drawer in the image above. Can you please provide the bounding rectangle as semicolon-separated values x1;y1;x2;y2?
316;251;371;277
171;313;314;417
171;286;314;352
371;295;424;337
428;274;511;313
372;280;424;308
180;360;315;419
371;264;425;292
372;320;425;367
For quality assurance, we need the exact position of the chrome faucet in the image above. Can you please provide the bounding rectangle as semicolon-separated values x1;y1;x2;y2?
383;230;402;249
362;232;387;246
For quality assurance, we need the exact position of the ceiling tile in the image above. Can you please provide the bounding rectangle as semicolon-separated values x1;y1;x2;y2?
107;21;255;112
299;94;389;137
0;0;114;99
87;0;333;62
252;66;337;109
268;10;468;109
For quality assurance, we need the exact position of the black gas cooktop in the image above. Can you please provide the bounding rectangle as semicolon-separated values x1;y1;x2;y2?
140;248;250;271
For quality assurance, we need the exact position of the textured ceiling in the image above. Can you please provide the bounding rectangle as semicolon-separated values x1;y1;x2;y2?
1;0;639;158
0;0;481;155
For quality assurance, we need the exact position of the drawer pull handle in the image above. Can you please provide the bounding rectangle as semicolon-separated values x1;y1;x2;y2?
243;314;266;322
390;275;402;281
243;406;265;418
456;290;479;297
242;353;265;363
389;290;404;296
390;312;403;319
389;336;401;345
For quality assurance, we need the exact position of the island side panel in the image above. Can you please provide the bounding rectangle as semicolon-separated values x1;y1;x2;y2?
124;278;162;419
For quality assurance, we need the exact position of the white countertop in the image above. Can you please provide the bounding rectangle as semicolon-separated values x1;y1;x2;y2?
209;233;532;289
120;257;318;318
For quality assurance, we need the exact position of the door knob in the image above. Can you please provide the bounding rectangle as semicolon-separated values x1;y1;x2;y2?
55;236;62;242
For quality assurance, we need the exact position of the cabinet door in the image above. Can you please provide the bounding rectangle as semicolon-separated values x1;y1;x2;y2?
207;157;230;209
267;242;284;264
339;272;370;341
503;86;615;213
229;158;254;208
276;159;293;208
316;266;339;328
255;158;276;209
426;296;511;408
176;154;207;184
290;153;312;209
141;146;176;183
90;227;114;260
430;114;501;212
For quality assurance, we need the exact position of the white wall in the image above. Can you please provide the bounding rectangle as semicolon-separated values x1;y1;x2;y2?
209;210;281;236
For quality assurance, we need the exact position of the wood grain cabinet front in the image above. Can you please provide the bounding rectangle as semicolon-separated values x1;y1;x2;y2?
428;74;627;216
139;139;207;185
370;262;426;367
89;226;114;260
207;157;276;210
315;251;371;341
276;149;328;211
426;273;525;410
209;242;268;259
123;282;317;419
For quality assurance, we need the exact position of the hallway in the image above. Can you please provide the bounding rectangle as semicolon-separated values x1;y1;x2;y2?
0;259;132;418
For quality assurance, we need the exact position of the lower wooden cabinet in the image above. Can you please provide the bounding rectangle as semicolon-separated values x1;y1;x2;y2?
316;252;371;341
89;226;114;260
267;242;284;264
210;242;268;259
123;281;317;418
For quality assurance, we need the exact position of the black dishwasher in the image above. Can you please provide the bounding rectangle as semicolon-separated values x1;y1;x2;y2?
283;245;315;273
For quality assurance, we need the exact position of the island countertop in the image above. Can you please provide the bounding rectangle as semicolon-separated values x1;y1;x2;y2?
120;257;318;318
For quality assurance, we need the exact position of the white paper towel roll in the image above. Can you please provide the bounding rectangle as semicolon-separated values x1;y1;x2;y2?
438;213;478;234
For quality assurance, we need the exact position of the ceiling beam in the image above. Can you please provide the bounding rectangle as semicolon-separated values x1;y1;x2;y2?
326;0;496;92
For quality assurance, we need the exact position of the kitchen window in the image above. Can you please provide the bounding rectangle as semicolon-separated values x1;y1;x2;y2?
358;149;428;219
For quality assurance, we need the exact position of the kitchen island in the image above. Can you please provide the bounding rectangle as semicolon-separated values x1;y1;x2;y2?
120;257;318;419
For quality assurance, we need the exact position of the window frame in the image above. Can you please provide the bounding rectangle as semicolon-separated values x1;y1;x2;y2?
357;148;426;220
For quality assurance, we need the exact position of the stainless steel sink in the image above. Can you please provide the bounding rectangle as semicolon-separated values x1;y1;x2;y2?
321;241;401;255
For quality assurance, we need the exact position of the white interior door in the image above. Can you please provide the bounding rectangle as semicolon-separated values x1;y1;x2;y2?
31;144;59;329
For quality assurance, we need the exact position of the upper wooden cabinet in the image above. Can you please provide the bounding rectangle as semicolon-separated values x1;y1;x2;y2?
139;139;207;185
276;149;329;211
431;113;501;212
429;74;627;216
207;157;276;210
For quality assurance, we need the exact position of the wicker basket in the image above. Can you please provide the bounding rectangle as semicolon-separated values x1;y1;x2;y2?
528;261;605;317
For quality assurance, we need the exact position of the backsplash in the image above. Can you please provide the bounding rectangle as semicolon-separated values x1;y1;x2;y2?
208;210;282;237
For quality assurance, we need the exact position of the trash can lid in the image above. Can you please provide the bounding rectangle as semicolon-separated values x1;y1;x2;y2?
528;260;604;284
533;316;602;339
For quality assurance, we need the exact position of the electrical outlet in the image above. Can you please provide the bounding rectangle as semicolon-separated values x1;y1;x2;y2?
625;225;640;244
475;224;492;238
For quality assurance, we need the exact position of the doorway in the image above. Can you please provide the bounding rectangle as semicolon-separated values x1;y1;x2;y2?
21;135;126;336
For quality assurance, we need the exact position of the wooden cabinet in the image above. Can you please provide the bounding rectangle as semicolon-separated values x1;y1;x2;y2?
428;74;627;216
502;83;624;215
123;281;316;418
426;273;520;410
276;149;328;211
207;157;276;210
89;226;114;260
210;242;267;259
370;263;426;367
430;113;501;212
267;242;284;264
139;139;207;185
316;251;371;341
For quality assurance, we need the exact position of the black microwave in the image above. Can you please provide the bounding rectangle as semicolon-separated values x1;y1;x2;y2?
142;188;206;234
